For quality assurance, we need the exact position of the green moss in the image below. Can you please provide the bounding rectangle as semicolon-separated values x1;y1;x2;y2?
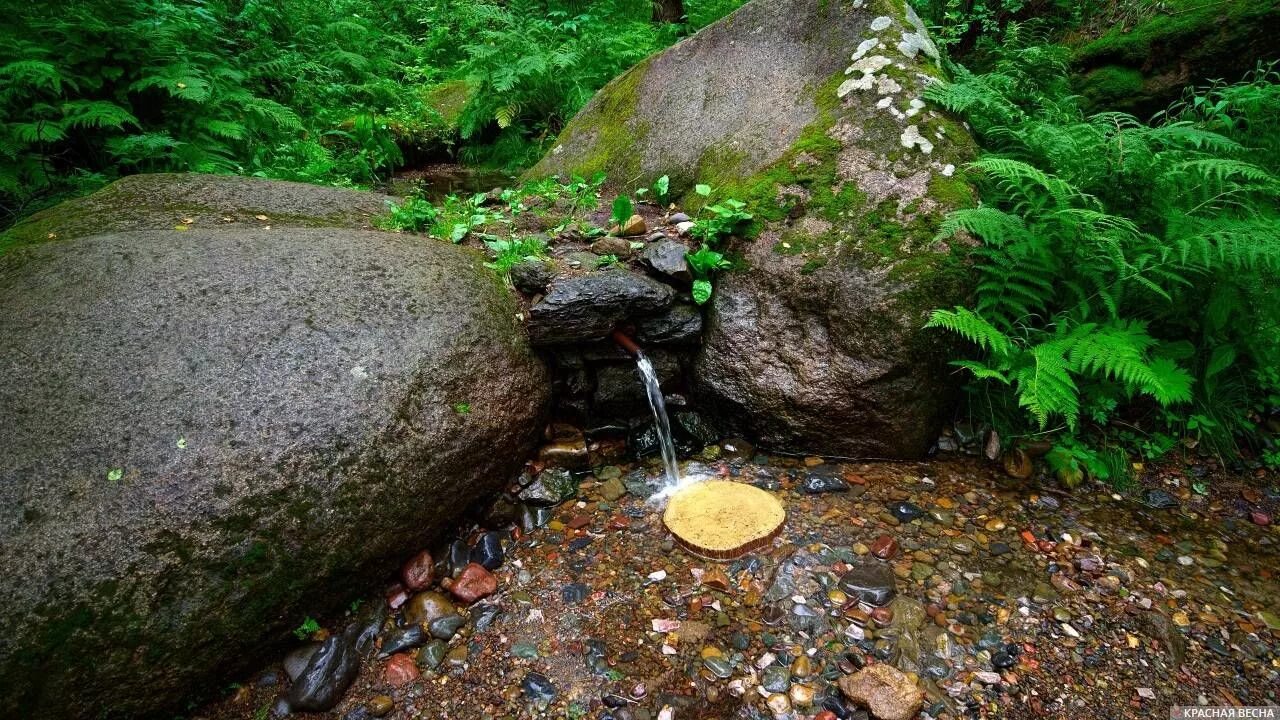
1076;65;1145;106
1076;0;1263;65
549;56;655;182
423;80;470;125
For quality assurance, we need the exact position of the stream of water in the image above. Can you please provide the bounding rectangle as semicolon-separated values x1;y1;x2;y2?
635;351;681;491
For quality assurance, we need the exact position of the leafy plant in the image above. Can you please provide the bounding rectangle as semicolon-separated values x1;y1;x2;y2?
610;194;634;229
686;244;731;305
484;235;549;274
378;196;438;233
686;184;752;245
925;48;1280;468
292;616;321;640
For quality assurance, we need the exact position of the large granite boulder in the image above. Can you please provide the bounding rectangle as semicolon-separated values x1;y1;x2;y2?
1;172;392;255
528;0;977;457
0;177;549;718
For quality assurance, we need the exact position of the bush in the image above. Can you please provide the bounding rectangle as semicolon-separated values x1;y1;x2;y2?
925;48;1280;471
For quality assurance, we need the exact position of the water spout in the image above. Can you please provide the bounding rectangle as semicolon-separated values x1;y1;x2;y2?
612;330;681;492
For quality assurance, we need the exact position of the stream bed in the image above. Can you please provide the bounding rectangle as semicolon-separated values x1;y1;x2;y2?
197;451;1280;720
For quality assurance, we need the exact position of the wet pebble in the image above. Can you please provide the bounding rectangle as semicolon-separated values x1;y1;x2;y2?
471;531;505;570
522;672;557;702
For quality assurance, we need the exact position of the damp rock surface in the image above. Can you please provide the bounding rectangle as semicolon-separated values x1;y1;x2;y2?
0;192;549;720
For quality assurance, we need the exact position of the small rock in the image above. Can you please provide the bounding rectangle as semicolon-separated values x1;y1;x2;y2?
509;259;554;294
417;639;447;670
839;562;897;607
591;236;634;256
520;468;576;505
400;549;434;591
471;531;505;570
403;591;455;626
450;563;498;604
428;614;466;640
640;240;691;282
802;467;850;494
1143;488;1179;509
287;634;359;712
869;535;899;560
378;625;427;657
668;212;691;224
888;501;925;523
620;214;647;236
838;664;923;720
600;477;627;501
383;653;419;687
522;671;557;702
367;695;394;717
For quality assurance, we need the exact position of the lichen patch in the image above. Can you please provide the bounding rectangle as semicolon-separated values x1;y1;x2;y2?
900;125;934;154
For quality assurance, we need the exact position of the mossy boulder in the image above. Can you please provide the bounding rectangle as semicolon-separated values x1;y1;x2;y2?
1071;0;1280;115
0;177;549;718
1;172;392;256
528;0;977;457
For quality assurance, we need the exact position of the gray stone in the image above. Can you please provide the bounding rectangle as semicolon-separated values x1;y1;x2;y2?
640;240;691;283
839;562;897;607
634;304;703;345
4;172;390;249
0;180;549;720
287;633;360;712
527;269;675;345
509;258;555;294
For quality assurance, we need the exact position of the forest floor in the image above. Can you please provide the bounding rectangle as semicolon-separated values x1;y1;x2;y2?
196;451;1280;720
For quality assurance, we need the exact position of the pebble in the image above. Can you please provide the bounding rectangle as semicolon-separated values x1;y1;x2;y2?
449;563;498;603
383;653;419;687
400;550;434;591
428;614;465;640
889;501;926;522
521;671;557;702
367;695;394;717
417;640;446;670
403;591;455;626
471;531;505;570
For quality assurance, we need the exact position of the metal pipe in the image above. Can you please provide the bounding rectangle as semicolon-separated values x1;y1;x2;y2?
611;328;642;357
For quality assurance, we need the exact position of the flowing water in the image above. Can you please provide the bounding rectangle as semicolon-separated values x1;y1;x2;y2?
635;351;681;491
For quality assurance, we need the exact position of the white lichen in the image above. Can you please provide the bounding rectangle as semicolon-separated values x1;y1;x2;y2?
837;55;892;97
850;38;880;62
900;125;934;154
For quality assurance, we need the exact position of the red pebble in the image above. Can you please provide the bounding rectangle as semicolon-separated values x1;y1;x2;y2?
400;549;434;591
449;562;497;604
816;712;838;720
384;653;419;687
1251;511;1271;526
870;534;899;560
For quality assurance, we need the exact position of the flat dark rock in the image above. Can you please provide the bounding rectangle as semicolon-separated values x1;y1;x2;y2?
527;269;675;345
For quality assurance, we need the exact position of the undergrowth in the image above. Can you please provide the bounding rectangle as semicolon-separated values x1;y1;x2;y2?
925;46;1280;480
0;0;747;228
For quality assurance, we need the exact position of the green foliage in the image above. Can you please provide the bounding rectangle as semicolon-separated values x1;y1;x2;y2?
610;195;634;228
686;245;731;306
927;49;1280;467
688;185;752;245
484;236;549;274
292;616;320;640
0;0;746;227
378;196;439;233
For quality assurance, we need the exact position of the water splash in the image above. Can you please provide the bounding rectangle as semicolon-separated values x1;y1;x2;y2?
635;351;681;492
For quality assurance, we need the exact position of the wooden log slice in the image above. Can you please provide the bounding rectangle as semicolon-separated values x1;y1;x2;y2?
662;480;786;560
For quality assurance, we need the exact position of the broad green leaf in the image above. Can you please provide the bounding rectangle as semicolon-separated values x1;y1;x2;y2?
694;183;711;197
692;279;713;305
